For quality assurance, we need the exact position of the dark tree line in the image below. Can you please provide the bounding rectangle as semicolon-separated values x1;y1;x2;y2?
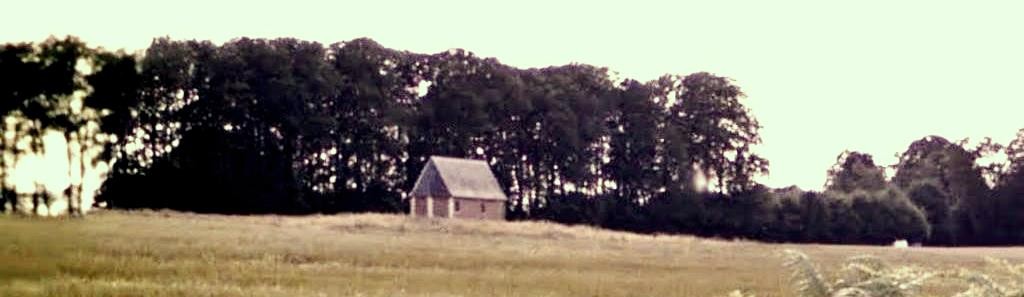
80;37;768;217
3;36;1024;246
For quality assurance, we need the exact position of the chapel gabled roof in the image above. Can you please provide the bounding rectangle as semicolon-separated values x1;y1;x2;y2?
410;156;507;201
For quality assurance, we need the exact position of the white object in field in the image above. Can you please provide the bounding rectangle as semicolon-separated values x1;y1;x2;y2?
892;239;909;248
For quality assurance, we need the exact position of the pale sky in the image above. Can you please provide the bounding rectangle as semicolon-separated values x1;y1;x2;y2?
3;0;1022;191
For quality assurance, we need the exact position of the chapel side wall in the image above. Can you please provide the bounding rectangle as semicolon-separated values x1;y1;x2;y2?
412;196;428;216
431;196;449;218
486;200;506;220
453;198;506;220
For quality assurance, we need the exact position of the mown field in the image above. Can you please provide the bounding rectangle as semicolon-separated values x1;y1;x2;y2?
2;211;1023;297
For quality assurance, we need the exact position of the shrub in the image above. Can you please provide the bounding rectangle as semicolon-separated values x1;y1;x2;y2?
782;249;935;297
781;249;1024;297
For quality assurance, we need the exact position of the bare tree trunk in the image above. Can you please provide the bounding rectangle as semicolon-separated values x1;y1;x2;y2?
66;133;76;216
32;189;40;215
0;137;6;213
7;190;16;214
1;190;7;213
4;123;23;214
78;130;87;216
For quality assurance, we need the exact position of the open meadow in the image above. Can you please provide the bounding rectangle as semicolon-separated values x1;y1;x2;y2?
3;211;1024;297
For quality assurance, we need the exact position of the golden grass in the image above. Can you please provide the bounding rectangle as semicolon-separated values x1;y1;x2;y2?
2;210;1023;296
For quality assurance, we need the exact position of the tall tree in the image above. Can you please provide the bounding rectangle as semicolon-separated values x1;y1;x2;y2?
20;37;89;214
666;72;767;193
82;50;142;214
605;79;663;203
824;150;887;193
992;129;1024;242
0;43;42;212
85;51;142;165
893;136;991;244
327;38;418;212
41;38;92;216
524;64;613;200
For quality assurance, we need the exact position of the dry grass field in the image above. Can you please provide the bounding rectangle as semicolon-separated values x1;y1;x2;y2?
2;210;1024;297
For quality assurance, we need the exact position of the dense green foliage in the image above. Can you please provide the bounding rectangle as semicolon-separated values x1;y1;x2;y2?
2;36;1024;246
